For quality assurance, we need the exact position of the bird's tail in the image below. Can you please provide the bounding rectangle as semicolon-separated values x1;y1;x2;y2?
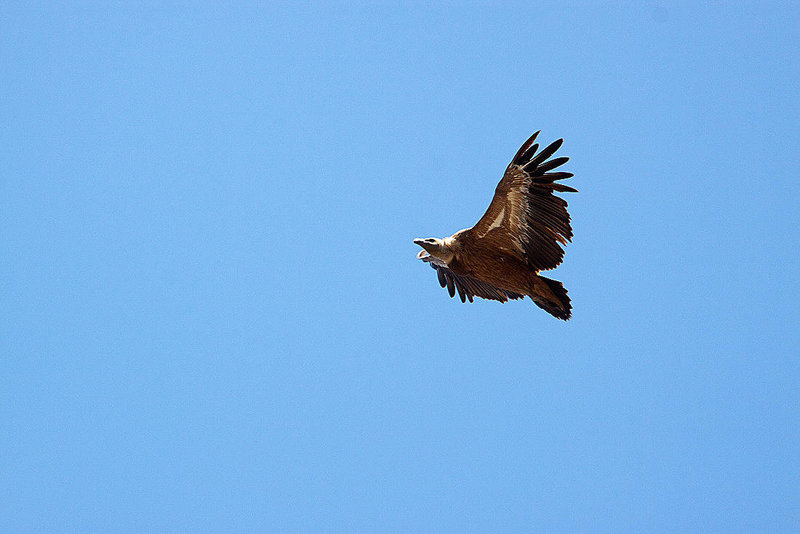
530;275;572;321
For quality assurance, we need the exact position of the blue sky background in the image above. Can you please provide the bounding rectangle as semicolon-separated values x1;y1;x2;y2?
2;2;799;532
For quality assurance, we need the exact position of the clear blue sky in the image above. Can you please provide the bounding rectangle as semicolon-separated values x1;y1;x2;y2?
2;2;799;532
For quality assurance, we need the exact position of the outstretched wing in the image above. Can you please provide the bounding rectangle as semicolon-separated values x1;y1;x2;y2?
470;132;577;271
417;251;525;303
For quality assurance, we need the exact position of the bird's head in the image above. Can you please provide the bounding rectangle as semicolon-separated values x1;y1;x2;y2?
414;237;445;259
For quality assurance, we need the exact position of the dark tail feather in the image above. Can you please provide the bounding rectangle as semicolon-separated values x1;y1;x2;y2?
532;275;572;320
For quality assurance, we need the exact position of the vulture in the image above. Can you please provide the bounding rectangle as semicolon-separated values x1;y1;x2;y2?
414;131;577;320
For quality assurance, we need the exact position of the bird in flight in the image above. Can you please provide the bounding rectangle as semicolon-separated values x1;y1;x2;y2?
414;131;577;320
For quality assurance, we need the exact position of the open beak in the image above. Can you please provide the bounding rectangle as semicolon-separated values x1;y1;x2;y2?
414;238;431;259
414;238;434;253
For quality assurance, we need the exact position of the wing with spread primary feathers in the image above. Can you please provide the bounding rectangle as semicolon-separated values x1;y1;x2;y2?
417;251;525;303
469;131;577;271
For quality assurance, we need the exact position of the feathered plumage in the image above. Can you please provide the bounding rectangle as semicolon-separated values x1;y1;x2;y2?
414;131;577;320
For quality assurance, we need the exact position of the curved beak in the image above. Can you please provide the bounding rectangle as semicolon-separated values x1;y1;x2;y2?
414;238;434;253
414;238;437;257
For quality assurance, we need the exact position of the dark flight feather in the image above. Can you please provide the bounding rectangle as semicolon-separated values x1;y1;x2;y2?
421;255;525;303
524;138;564;171
536;157;569;174
511;130;540;164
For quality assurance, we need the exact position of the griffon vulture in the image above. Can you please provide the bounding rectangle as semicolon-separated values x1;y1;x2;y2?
414;131;577;320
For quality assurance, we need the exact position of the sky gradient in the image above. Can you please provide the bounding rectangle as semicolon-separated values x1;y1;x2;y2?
2;2;799;532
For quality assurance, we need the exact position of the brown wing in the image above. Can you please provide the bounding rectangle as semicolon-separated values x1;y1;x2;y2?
418;252;525;303
469;131;577;271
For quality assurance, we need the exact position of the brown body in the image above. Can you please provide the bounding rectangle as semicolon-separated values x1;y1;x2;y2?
414;131;577;320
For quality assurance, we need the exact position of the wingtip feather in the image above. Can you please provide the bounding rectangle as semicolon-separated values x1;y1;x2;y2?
511;131;541;165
